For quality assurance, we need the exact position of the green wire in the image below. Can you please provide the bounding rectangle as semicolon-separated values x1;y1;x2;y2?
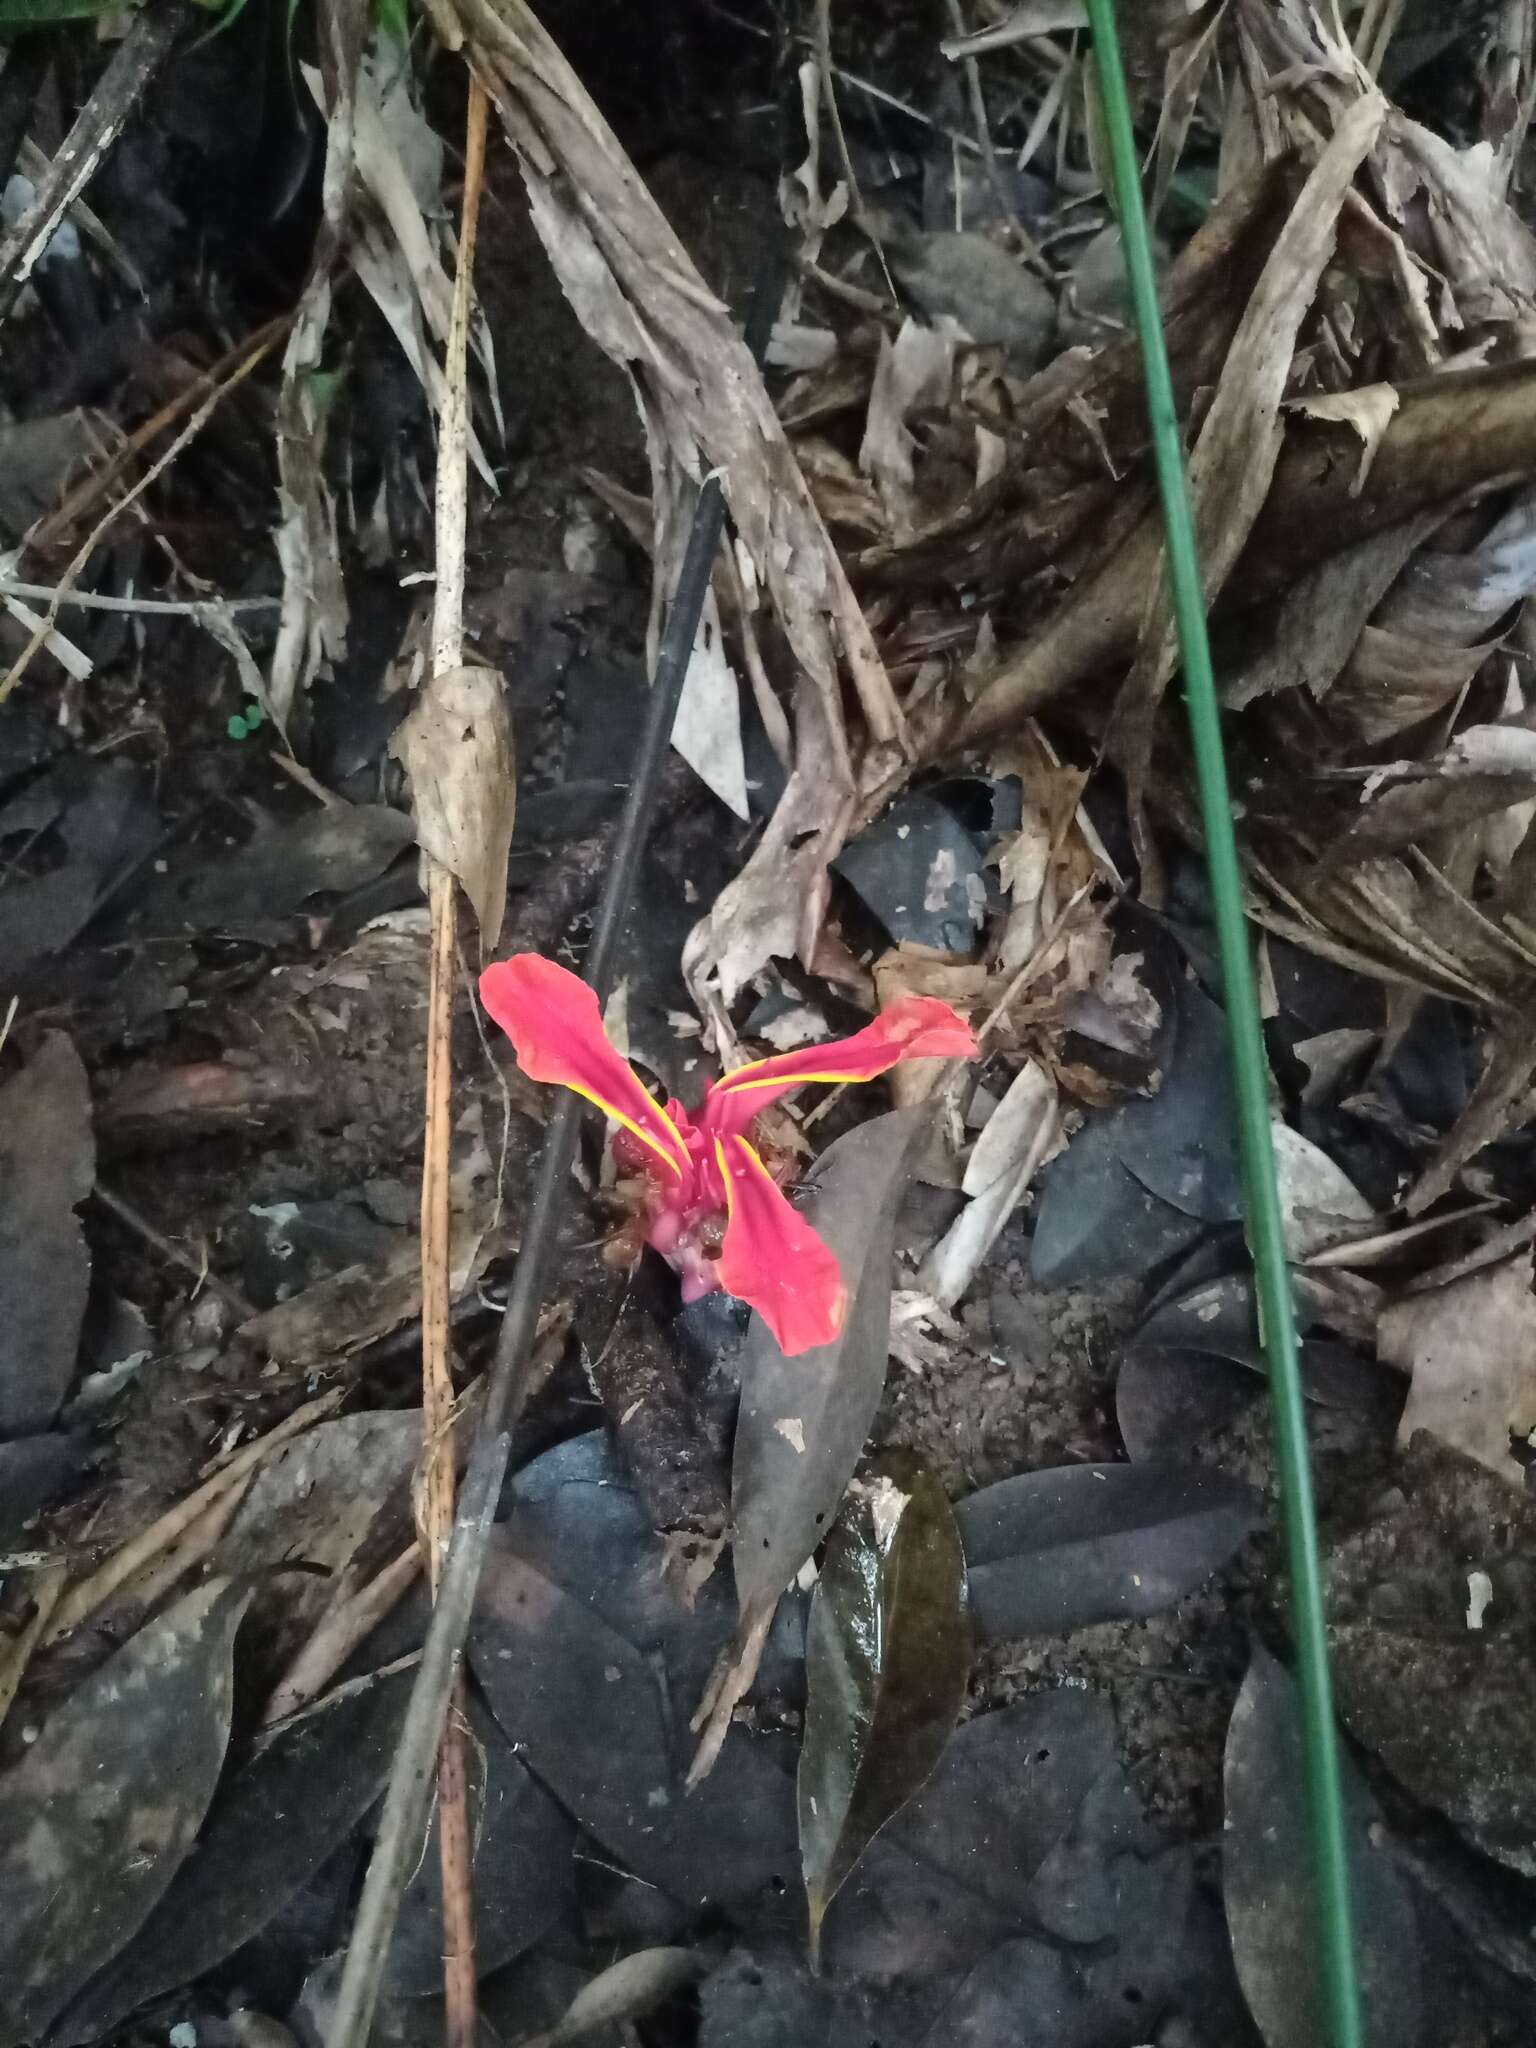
1080;6;1363;2045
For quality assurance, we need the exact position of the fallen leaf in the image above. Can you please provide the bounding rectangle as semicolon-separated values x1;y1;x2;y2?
1223;1642;1423;2048
1287;383;1400;493
691;1112;922;1781
524;1947;704;2048
470;1536;798;1912
1378;1250;1536;1483
0;1031;93;1439
388;1694;576;1995
212;1410;423;1674
48;1663;414;2045
1116;93;1387;818
953;1462;1260;1639
1269;1120;1374;1257
859;319;954;537
673;586;749;820
393;661;515;952
799;1458;970;1951
919;1058;1061;1306
0;1578;251;2046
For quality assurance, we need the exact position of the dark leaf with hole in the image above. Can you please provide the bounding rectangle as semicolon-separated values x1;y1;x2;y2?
0;1578;251;2048
1224;1642;1423;2048
733;1109;922;1621
953;1462;1260;1640
470;1535;797;1914
1032;979;1240;1285
823;1694;1123;1979
799;1456;970;1950
0;1030;94;1440
48;1663;414;2044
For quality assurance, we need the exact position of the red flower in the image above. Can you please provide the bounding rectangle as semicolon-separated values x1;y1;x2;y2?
479;954;978;1355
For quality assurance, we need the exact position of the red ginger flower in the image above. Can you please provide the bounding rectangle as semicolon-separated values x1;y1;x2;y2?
479;953;978;1356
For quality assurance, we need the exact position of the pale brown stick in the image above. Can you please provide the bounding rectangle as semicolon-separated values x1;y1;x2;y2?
418;75;490;2048
107;1471;253;1621
0;1562;65;1736
262;1541;423;1726
44;1387;343;1643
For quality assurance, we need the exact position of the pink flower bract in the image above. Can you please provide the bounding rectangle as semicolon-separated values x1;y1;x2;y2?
479;953;978;1355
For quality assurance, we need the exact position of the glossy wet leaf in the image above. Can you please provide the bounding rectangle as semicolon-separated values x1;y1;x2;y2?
1224;1643;1423;2048
952;1462;1260;1640
49;1663;414;2045
0;1031;94;1439
799;1458;970;1949
470;1534;797;1914
0;1578;250;2047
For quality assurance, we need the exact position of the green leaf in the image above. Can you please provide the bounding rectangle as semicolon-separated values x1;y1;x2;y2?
0;0;128;24
798;1452;970;1958
372;0;410;47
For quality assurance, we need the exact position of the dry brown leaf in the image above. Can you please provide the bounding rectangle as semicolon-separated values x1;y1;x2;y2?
1287;382;1400;494
1378;1250;1536;1483
393;662;515;952
1115;91;1388;827
859;319;955;538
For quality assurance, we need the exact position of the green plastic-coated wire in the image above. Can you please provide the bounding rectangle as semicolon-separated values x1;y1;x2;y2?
1080;5;1364;2044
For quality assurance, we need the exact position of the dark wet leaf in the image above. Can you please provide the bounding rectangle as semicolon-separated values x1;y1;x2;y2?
698;1952;953;2048
799;1458;970;1947
953;1462;1260;1639
1117;1272;1404;1463
822;1694;1123;1980
502;1429;805;1713
48;1664;414;2045
0;1031;94;1439
733;1109;923;1621
0;1578;251;2047
0;760;161;980
1224;1643;1423;2048
0;1432;86;1549
388;1695;576;1994
134;804;414;934
834;790;991;953
470;1535;798;1914
1032;979;1240;1285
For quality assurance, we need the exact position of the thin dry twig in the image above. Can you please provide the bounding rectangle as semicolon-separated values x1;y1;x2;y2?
262;1540;423;1726
415;73;491;2048
0;3;187;324
43;1388;343;1644
92;1182;258;1323
0;1562;66;1738
0;325;287;706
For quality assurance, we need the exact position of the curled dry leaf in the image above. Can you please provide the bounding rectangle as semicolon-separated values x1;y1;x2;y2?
1378;1248;1536;1484
393;661;516;952
523;1947;705;2048
1286;384;1400;495
799;1458;970;1952
1115;92;1388;817
0;1579;252;2048
453;0;905;1009
919;1058;1061;1307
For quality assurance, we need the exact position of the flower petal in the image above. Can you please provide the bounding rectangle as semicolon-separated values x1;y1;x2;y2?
714;1136;847;1356
704;996;979;1138
479;954;690;1179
